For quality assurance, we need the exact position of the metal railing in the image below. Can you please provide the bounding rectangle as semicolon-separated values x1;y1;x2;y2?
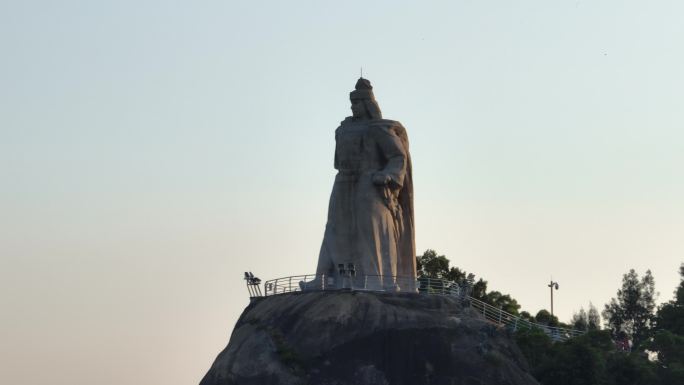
264;274;325;296
253;273;585;342
263;274;464;296
468;297;585;341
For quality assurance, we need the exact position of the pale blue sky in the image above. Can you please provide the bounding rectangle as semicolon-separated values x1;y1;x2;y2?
1;1;683;384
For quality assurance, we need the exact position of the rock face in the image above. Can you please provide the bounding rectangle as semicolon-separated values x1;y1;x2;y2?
200;291;539;385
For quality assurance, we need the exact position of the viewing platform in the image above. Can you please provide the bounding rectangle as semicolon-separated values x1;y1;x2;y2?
244;272;585;342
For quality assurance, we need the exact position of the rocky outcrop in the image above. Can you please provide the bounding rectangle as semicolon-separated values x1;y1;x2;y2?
200;291;539;385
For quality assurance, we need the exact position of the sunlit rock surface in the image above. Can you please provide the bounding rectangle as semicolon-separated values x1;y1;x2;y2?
200;291;539;385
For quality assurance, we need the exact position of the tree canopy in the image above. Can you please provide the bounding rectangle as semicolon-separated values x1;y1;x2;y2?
602;269;657;348
647;263;684;384
416;249;520;314
571;303;601;332
417;249;684;384
655;263;684;336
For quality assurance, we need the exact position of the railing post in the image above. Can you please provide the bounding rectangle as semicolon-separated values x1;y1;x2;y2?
498;306;503;324
289;276;292;292
321;274;325;290
364;275;368;290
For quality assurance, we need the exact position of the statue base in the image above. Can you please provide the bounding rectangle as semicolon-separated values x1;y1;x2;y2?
200;291;539;385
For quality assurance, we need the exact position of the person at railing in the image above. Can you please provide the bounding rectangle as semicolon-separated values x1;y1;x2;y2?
310;78;416;292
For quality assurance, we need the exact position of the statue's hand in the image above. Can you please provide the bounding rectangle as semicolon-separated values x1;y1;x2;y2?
372;172;392;186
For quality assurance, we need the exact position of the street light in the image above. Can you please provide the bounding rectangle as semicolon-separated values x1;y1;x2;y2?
548;280;559;316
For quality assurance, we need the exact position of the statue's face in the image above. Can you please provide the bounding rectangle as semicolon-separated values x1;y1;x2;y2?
351;99;367;118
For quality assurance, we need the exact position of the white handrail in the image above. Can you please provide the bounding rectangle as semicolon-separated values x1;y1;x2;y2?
468;297;583;341
255;273;586;342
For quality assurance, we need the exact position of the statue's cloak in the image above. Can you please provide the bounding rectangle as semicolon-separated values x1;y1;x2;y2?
379;120;416;281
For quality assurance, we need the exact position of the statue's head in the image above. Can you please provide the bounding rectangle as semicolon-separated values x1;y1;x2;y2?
349;78;382;120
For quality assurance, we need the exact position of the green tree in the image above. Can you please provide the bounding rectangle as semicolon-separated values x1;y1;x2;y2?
648;263;684;384
415;249;518;313
535;309;559;327
657;301;684;337
519;311;536;323
571;308;588;331
484;290;521;315
514;327;553;370
533;331;614;385
536;338;606;385
602;269;658;348
416;249;450;279
571;303;601;332
648;330;684;384
655;263;684;335
587;303;601;331
604;351;659;385
416;249;474;284
471;278;488;300
517;329;661;385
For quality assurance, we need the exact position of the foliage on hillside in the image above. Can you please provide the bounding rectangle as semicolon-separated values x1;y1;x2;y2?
417;250;684;385
416;249;520;314
518;264;684;385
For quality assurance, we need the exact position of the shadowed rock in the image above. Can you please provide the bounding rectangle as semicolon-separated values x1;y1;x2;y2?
200;291;539;385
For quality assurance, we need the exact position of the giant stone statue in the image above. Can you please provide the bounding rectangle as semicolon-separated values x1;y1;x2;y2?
314;78;416;291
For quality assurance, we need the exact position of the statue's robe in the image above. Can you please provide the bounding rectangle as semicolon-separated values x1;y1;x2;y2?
315;117;416;291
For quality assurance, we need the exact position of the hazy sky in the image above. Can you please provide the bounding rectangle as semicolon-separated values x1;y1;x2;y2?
1;1;683;384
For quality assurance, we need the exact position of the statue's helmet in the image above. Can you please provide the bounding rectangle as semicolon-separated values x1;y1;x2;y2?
350;78;382;119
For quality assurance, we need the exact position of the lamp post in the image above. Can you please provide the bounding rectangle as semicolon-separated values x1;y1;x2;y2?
548;280;559;316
